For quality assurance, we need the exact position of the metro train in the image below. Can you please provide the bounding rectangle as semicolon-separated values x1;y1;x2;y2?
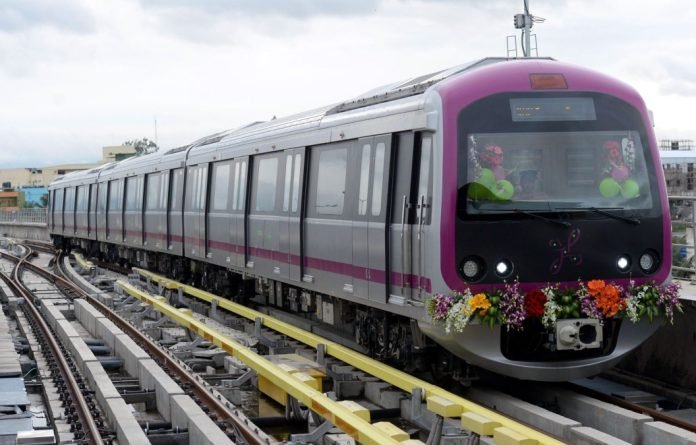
49;57;671;381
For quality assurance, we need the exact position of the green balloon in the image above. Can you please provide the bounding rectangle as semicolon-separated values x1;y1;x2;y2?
493;179;515;200
621;179;640;199
478;168;496;188
599;177;621;198
468;182;494;200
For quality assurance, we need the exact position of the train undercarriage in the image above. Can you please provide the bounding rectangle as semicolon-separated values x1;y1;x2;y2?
57;235;475;385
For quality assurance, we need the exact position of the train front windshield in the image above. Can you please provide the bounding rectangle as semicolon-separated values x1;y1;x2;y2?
458;94;658;216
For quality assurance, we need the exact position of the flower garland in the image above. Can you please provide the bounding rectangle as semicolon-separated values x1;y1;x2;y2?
426;279;683;334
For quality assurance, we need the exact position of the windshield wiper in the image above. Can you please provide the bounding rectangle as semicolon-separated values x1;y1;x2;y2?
588;207;641;225
555;206;641;225
513;209;571;229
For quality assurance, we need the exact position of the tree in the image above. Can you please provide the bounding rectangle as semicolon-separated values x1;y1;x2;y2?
122;138;159;156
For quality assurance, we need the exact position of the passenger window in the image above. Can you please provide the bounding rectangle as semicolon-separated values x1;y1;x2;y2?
170;169;182;210
109;180;121;211
283;155;292;212
125;177;141;210
98;184;107;211
358;144;371;216
65;188;75;211
316;147;347;215
372;142;385;216
418;136;433;224
291;154;301;213
239;161;247;210
255;157;278;212
212;162;231;211
146;174;161;210
55;189;64;212
232;162;240;210
159;173;168;209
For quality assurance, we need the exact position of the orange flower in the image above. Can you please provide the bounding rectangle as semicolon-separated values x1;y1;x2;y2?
587;280;606;295
590;282;625;317
469;293;491;315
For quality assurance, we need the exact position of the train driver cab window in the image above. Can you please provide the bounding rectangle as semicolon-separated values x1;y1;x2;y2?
254;157;278;212
316;147;347;216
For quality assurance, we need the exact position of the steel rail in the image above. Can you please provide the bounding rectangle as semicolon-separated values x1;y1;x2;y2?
566;382;696;434
133;267;566;445
50;252;272;445
0;249;104;445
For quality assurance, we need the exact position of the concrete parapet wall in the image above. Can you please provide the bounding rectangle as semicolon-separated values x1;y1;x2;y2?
0;222;48;241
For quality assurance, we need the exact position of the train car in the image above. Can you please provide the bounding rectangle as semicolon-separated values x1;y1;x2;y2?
49;57;672;381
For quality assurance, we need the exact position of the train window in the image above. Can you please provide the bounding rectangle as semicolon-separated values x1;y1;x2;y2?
108;180;122;210
372;142;386;216
291;154;301;213
170;169;182;210
358;144;371;216
211;162;231;211
65;188;75;211
146;173;161;210
76;186;85;211
187;166;208;211
54;189;64;213
283;155;292;212
232;162;240;210
418;136;433;225
159;172;168;209
316;147;347;215
255;157;278;212
98;183;107;211
125;176;143;211
238;161;247;211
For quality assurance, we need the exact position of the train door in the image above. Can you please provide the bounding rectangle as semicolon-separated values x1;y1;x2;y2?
389;132;417;302
279;148;305;281
412;134;433;300
184;164;208;258
230;157;248;268
97;182;107;240
65;187;76;234
352;135;392;303
249;154;281;278
168;168;184;255
53;189;64;234
144;172;168;250
106;179;124;241
124;176;144;245
88;184;97;238
206;161;233;264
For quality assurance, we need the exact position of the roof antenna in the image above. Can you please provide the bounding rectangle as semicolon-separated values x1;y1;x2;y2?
513;0;545;57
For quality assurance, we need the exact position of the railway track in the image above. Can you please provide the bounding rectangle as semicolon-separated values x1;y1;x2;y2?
0;246;104;444
6;239;696;444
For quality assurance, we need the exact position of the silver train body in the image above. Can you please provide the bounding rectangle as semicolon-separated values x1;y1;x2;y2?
49;58;670;381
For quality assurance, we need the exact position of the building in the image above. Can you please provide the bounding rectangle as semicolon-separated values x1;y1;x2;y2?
0;145;137;206
660;139;696;195
0;191;24;211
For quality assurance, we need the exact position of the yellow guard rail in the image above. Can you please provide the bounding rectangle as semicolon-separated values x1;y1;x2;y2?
131;268;565;445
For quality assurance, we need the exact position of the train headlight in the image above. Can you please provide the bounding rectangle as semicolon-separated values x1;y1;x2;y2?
460;256;485;282
495;259;513;278
639;251;658;273
616;255;631;272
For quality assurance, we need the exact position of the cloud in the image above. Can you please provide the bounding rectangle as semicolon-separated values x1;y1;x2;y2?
141;0;379;19
0;0;95;34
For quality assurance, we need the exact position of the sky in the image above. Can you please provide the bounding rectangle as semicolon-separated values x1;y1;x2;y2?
1;0;695;167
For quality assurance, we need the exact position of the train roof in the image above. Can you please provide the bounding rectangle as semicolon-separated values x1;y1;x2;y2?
50;57;557;187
